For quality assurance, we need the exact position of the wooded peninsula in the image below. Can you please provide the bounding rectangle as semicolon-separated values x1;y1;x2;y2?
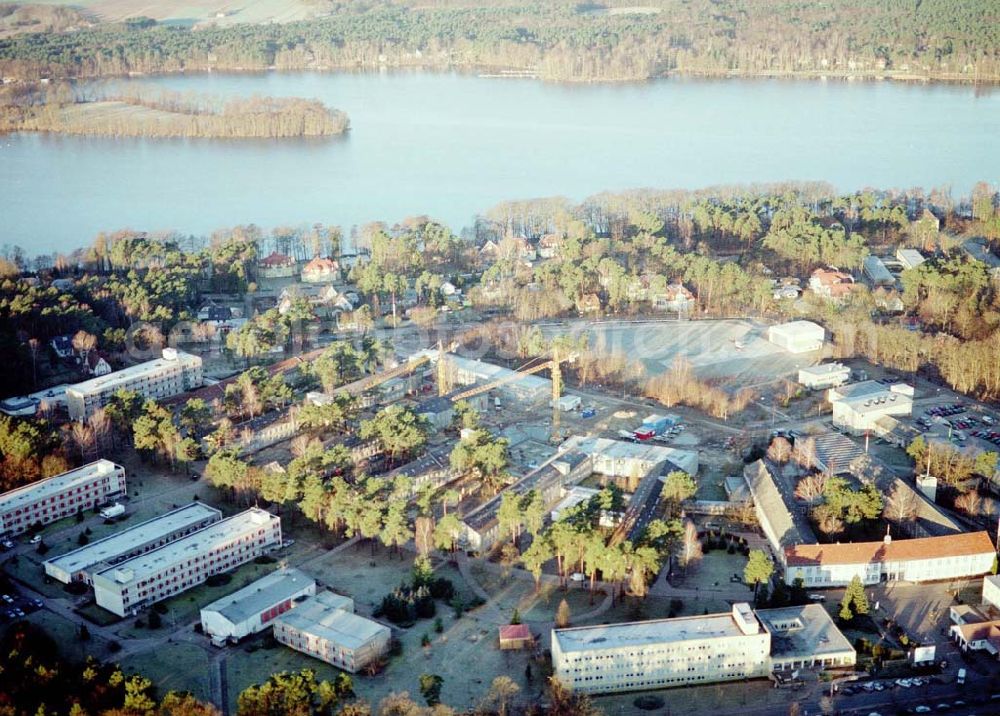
0;0;997;83
0;83;350;138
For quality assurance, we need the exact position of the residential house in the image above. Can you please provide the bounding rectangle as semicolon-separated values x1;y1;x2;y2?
809;268;856;303
961;239;1000;279
51;278;75;291
197;303;233;322
50;335;74;360
301;257;341;283
509;237;537;261
84;352;112;377
478;240;500;261
278;285;340;315
440;281;459;297
537;234;563;259
258;252;297;278
652;284;696;313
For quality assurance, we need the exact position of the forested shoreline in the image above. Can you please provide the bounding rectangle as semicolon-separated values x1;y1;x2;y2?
0;83;349;138
2;182;999;403
0;0;997;83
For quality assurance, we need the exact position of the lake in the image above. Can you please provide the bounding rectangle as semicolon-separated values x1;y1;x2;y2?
1;71;998;255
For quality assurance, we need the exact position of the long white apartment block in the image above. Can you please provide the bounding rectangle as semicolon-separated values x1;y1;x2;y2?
67;348;203;421
552;603;771;694
552;603;856;695
0;459;126;537
44;502;222;584
92;507;281;616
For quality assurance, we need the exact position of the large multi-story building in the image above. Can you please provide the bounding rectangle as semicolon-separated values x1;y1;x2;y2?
44;502;222;584
201;568;316;645
784;532;995;587
0;460;126;538
92;507;281;616
67;348;203;421
551;603;854;696
273;590;391;673
552;603;772;694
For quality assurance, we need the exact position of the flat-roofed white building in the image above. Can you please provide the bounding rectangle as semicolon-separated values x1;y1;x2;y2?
0;460;126;537
92;507;281;616
563;436;699;477
201;568;316;644
757;604;856;672
829;381;913;434
44;502;222;584
767;321;824;354
273;590;390;673
67;348;203;421
784;532;995;587
552;603;771;695
798;363;851;390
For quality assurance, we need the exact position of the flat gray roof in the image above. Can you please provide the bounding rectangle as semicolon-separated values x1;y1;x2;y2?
800;363;848;377
756;604;855;659
554;611;756;654
45;502;221;576
0;459;122;514
95;507;277;585
202;568;315;625
67;350;200;396
565;436;698;475
275;591;386;650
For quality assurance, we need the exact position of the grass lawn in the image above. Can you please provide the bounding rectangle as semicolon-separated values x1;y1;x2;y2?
595;675;789;716
673;547;752;593
121;642;213;703
226;640;344;713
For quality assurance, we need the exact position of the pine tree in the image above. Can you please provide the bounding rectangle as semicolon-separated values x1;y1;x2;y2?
555;598;571;628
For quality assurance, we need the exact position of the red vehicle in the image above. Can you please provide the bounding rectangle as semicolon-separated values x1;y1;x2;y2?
633;428;655;441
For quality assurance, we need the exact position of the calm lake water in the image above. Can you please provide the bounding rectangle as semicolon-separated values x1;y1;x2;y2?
2;72;998;255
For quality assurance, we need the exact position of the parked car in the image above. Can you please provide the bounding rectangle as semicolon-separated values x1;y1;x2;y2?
808;594;826;602
29;535;41;544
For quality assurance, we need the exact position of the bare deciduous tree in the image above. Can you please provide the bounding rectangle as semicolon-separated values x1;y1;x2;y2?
767;437;793;464
795;473;827;504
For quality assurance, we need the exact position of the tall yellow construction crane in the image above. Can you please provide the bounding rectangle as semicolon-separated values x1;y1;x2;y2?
448;346;575;433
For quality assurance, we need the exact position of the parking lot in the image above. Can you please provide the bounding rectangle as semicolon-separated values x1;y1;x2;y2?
0;586;43;625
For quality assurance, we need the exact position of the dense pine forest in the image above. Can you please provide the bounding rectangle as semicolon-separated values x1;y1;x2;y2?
0;0;997;82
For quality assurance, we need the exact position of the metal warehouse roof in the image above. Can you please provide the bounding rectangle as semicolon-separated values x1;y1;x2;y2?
201;568;315;625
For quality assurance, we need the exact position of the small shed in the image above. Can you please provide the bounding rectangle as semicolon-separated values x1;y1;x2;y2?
499;623;534;650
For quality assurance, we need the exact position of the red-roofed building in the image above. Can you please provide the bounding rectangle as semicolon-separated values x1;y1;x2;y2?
783;532;995;587
301;257;341;283
808;268;856;303
258;252;297;278
652;284;696;313
499;623;534;650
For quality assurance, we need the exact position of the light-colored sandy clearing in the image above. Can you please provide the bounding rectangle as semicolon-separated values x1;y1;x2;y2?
2;0;333;29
